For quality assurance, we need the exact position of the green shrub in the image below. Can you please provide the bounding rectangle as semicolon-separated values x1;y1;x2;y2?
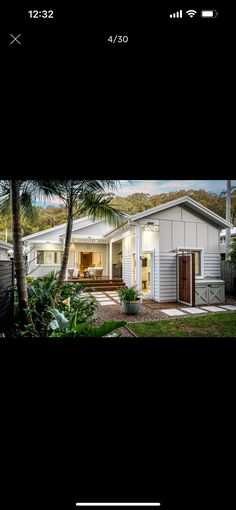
19;273;97;337
118;285;142;303
49;308;126;337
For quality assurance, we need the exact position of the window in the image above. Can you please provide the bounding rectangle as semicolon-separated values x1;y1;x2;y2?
37;251;62;264
192;251;201;276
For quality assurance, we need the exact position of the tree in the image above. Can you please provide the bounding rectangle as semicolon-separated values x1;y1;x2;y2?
0;180;54;322
37;180;127;284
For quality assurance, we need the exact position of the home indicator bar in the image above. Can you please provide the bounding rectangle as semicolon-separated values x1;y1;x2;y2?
75;504;161;507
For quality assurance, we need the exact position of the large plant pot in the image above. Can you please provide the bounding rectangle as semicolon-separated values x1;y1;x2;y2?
122;299;141;315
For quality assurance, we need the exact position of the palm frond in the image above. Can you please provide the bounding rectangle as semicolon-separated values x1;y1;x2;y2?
0;180;11;214
77;191;128;227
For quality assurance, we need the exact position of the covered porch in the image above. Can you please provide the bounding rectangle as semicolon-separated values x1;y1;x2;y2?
66;235;122;280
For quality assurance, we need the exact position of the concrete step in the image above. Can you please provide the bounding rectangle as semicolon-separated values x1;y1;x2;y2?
79;279;125;287
83;284;126;292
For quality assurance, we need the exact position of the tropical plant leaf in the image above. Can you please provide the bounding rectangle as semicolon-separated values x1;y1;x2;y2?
50;319;60;331
49;308;69;330
86;320;127;337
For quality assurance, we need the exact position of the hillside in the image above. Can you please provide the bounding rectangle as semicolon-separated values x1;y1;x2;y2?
0;189;235;242
110;189;236;221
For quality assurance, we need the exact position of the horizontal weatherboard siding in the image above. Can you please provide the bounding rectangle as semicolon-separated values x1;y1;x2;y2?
159;253;177;302
204;253;221;277
0;261;14;329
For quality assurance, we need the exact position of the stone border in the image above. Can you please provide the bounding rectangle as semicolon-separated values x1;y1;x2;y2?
124;325;138;337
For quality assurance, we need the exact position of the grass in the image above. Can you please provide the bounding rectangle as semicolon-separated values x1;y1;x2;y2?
128;312;236;337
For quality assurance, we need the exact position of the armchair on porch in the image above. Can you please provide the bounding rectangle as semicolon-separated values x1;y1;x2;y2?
68;267;80;279
88;267;103;278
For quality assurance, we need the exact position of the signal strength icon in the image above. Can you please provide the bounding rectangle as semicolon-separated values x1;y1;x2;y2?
170;10;183;18
186;9;197;17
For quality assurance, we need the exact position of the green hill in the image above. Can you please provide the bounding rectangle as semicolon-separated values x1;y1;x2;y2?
0;189;235;242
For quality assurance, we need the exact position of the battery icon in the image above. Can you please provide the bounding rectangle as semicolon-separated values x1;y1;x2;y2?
201;9;218;18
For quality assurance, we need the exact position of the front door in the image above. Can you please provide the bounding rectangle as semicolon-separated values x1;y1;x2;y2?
81;252;93;272
141;252;153;297
177;253;195;306
133;252;153;298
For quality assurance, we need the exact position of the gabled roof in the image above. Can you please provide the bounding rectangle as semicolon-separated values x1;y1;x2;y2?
59;220;104;238
129;196;233;227
0;241;13;250
104;196;233;238
22;216;100;241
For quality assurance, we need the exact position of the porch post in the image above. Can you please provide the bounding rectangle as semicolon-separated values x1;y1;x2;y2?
109;241;113;279
135;223;142;291
62;237;68;281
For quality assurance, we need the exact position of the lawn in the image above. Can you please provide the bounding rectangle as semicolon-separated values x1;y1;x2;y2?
128;312;236;337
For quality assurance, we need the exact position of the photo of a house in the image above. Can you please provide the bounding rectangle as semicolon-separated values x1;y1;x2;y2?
0;180;236;337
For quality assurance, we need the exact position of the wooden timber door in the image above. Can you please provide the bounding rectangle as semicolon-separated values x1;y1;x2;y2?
177;253;195;306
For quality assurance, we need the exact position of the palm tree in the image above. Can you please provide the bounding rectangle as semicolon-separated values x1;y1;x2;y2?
37;180;127;284
0;180;54;322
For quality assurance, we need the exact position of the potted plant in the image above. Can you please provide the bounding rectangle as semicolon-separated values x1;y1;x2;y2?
118;285;142;315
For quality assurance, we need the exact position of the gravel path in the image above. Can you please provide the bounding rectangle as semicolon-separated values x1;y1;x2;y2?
93;302;167;326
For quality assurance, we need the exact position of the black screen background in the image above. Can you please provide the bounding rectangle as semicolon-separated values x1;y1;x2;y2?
1;3;235;509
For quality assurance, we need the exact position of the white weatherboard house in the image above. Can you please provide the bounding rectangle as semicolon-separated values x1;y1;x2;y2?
0;241;13;260
22;196;232;306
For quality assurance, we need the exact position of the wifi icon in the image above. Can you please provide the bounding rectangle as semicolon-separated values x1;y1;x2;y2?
186;9;197;17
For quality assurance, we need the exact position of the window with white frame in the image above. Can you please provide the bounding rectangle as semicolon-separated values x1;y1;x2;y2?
37;251;62;265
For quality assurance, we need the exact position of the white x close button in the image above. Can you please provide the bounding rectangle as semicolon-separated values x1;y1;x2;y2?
10;34;22;45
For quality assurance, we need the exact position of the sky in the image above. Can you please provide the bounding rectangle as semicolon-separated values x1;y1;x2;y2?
118;180;236;197
33;180;236;207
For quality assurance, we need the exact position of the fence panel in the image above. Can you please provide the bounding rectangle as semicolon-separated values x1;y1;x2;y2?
221;260;236;295
0;261;14;331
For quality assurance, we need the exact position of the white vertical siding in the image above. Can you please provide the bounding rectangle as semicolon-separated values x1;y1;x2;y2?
172;221;184;249
159;220;171;251
185;222;197;246
207;224;219;252
196;223;208;249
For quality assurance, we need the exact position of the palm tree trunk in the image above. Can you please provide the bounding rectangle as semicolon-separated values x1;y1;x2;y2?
226;179;231;260
58;199;73;285
11;180;28;320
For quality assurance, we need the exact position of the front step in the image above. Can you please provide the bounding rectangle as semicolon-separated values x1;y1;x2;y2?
67;276;126;292
82;281;125;287
83;283;126;292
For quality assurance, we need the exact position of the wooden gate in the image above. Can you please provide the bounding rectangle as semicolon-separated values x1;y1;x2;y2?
177;253;195;306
